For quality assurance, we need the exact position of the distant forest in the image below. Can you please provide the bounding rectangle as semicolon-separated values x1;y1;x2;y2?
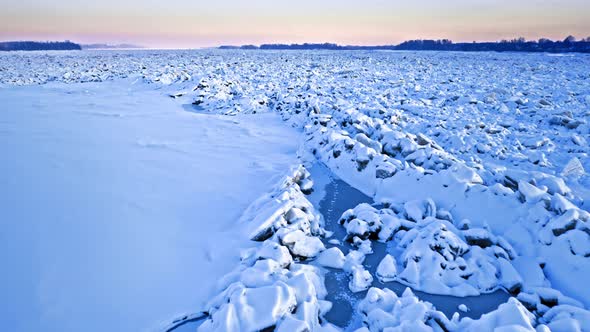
0;41;82;51
2;37;589;53
220;36;590;53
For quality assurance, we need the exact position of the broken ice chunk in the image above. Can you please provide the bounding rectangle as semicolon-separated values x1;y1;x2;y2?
562;157;585;178
281;230;325;258
349;266;373;292
376;254;397;283
517;181;549;204
316;247;345;269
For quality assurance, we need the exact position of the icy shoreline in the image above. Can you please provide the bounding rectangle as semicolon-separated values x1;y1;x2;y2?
192;162;582;331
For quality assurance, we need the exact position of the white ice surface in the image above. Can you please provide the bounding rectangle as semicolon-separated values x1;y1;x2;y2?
0;80;300;332
1;49;590;331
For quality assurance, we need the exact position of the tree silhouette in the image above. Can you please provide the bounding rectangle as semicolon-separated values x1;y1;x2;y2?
220;36;590;53
0;41;82;51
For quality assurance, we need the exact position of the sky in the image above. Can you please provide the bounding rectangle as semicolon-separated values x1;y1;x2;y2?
1;0;589;48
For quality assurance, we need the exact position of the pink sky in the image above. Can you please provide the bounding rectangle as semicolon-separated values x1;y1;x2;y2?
1;0;589;48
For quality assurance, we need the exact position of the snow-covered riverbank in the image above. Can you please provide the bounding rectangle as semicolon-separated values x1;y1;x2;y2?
0;80;300;331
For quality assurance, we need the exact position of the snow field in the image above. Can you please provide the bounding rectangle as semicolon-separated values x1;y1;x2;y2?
2;49;589;331
0;80;300;332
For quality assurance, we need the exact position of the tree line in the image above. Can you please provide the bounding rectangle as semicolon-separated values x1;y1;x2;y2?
0;41;82;51
219;36;590;53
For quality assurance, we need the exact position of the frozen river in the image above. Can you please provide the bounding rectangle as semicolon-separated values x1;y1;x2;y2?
1;49;589;331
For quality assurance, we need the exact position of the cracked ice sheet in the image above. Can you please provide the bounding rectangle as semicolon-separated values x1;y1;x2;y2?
0;80;300;332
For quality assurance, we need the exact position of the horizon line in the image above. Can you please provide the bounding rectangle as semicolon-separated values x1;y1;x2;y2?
2;34;590;50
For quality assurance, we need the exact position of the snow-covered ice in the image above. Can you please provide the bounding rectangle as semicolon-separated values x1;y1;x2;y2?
0;79;299;331
1;49;590;331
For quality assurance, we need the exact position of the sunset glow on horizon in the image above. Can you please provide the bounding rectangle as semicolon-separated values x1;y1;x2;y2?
1;0;589;48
